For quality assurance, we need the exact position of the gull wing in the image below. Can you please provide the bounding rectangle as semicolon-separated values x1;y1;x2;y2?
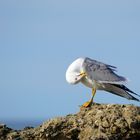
83;57;127;84
103;83;140;101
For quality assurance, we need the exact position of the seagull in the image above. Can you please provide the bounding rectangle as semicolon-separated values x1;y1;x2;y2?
66;57;140;107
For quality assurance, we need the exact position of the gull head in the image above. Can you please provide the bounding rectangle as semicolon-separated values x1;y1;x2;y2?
66;57;85;84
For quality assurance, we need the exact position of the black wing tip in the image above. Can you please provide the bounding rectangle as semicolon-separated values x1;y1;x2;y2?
111;84;140;102
131;97;140;102
121;85;140;98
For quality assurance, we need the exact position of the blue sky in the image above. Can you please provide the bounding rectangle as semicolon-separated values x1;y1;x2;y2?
0;0;140;128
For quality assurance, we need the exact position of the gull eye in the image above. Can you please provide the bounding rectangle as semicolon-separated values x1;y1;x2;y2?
75;77;78;81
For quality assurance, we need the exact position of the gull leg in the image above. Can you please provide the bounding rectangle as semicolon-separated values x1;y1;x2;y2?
82;88;96;107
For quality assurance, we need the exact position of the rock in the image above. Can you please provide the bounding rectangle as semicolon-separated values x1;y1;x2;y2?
0;103;140;140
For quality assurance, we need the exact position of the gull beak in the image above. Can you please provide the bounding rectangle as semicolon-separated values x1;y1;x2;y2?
78;71;87;78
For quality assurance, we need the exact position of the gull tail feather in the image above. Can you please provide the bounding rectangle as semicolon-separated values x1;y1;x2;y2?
103;84;140;102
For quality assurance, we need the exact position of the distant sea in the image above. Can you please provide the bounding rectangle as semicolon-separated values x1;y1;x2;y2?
0;119;48;130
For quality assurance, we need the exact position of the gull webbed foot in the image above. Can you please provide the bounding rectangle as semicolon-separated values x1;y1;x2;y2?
82;100;93;108
80;88;96;108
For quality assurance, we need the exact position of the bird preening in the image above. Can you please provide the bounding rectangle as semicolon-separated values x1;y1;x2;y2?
66;57;140;107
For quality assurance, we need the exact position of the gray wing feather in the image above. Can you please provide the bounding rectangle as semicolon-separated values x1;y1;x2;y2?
83;57;127;84
102;83;139;101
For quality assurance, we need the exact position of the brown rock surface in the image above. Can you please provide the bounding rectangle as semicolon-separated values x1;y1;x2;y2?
1;103;140;140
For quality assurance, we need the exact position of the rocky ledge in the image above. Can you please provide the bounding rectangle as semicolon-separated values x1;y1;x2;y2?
0;103;140;140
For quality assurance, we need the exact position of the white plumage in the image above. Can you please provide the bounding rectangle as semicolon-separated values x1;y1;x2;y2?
66;57;140;107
